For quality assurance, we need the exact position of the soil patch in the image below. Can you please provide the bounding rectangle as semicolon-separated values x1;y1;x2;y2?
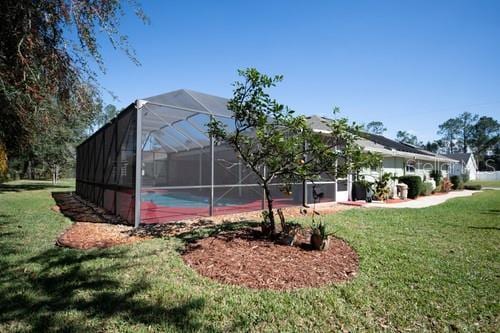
182;228;359;290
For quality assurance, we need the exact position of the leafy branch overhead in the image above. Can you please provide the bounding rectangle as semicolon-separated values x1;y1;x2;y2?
0;0;147;158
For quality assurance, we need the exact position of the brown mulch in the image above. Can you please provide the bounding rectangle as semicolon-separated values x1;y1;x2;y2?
135;203;355;238
52;192;127;224
56;222;144;249
53;192;146;249
182;228;359;290
52;192;356;251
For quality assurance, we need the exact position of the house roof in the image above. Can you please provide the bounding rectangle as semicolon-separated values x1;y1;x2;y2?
361;132;435;156
305;115;331;132
444;153;473;164
304;116;457;162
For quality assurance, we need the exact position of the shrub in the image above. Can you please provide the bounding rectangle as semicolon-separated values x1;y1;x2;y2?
464;184;481;190
461;173;470;183
450;175;463;190
440;177;453;192
430;169;442;184
398;175;423;199
375;172;391;201
421;181;434;196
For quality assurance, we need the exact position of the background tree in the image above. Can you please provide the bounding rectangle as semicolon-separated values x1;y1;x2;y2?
456;112;479;153
365;121;387;135
438;112;479;153
424;140;441;153
396;131;422;147
437;118;461;153
471;116;499;156
0;0;147;176
208;69;380;234
88;104;120;135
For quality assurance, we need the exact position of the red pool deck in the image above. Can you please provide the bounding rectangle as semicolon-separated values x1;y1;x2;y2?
140;198;298;224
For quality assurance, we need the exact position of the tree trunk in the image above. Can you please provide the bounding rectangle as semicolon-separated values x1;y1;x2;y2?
55;165;59;184
25;160;33;180
263;184;276;233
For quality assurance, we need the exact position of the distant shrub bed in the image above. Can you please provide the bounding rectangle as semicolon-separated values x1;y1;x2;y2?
464;184;482;190
398;175;423;199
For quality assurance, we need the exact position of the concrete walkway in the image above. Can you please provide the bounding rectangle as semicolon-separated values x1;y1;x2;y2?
364;190;481;209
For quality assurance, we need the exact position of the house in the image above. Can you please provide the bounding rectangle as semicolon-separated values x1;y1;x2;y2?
306;116;458;181
444;153;478;180
76;91;459;226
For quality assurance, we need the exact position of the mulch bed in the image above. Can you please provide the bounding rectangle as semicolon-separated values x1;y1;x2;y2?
56;222;144;250
182;228;359;290
53;192;145;249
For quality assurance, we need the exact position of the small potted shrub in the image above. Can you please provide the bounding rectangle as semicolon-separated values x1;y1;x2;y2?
310;219;331;250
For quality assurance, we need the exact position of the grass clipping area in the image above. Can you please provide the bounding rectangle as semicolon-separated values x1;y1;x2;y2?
0;180;498;332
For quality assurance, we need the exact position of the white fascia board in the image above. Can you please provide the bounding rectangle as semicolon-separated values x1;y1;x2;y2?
362;146;459;163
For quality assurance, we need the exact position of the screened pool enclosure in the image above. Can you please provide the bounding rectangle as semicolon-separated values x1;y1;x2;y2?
76;89;345;227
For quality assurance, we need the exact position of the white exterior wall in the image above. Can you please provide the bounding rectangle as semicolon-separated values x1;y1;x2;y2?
449;157;477;180
359;156;451;181
466;158;477;180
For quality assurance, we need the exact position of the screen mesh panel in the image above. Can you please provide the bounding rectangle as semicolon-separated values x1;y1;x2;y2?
212;185;263;215
75;106;137;224
77;89;344;226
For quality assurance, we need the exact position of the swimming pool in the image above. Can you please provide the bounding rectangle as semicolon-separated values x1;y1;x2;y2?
141;191;251;208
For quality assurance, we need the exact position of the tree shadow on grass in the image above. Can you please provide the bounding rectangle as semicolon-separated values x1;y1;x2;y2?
479;209;500;216
0;247;214;332
0;183;71;193
468;226;500;231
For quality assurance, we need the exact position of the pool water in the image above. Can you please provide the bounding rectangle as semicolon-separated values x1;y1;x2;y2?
141;192;251;208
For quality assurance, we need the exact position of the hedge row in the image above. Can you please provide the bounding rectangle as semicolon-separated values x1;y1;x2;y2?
398;175;422;199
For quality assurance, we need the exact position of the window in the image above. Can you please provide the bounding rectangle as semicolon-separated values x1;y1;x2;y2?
406;160;416;173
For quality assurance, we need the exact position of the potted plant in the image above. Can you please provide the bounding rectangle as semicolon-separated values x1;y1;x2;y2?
310;218;331;250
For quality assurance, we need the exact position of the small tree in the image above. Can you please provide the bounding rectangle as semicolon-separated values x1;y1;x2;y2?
209;68;380;234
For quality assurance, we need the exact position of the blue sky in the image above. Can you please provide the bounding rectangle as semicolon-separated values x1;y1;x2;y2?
94;0;500;142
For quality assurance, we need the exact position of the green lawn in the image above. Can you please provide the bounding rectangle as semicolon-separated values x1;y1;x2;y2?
0;180;498;332
467;180;500;188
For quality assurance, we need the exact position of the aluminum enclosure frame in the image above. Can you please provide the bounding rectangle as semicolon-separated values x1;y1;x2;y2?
76;89;340;228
